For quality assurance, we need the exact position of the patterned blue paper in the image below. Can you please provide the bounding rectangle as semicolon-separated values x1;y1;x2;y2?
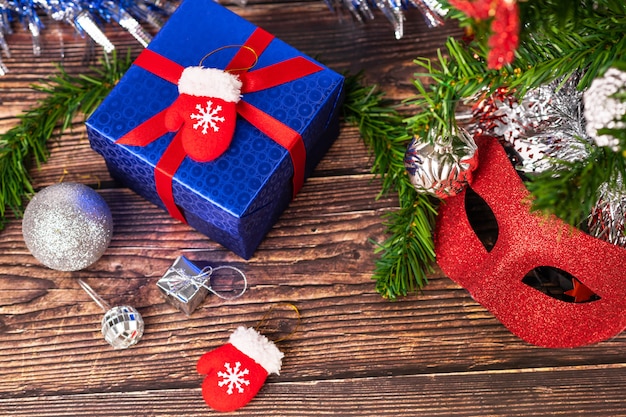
86;0;344;258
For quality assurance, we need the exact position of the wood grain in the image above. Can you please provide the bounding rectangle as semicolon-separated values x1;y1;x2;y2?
0;1;625;416
1;366;626;416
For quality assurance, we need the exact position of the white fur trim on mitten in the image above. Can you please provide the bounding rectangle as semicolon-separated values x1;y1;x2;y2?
229;326;284;375
177;66;242;103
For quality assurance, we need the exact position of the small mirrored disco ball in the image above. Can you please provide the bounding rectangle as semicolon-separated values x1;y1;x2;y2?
101;306;145;349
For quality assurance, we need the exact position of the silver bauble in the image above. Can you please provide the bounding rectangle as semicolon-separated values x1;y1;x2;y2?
22;182;113;271
101;306;145;349
404;128;478;198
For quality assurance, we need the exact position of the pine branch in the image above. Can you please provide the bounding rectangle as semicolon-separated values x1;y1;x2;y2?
372;192;438;299
343;74;438;299
526;146;626;228
0;51;133;230
406;2;626;230
342;74;409;195
345;0;626;300
441;0;626;95
406;38;499;139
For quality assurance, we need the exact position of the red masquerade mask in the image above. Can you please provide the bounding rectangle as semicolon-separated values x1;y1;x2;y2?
435;135;626;348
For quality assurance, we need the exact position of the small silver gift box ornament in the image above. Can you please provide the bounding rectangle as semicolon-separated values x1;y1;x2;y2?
157;256;247;315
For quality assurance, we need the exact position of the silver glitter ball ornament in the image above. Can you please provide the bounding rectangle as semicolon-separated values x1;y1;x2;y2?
22;182;113;271
404;128;479;198
101;305;145;349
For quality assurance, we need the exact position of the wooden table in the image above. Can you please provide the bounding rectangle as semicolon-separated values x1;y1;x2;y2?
1;1;625;415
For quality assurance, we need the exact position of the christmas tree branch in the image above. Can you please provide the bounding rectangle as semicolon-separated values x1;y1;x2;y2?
526;145;626;227
343;74;438;299
406;38;498;139
0;51;133;230
407;0;626;229
351;0;626;299
372;192;438;299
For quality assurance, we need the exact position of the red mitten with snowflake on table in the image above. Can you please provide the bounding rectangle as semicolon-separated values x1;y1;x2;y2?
197;326;284;412
164;66;242;162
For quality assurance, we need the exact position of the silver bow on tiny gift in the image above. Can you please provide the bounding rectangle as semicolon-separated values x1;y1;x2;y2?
157;256;247;315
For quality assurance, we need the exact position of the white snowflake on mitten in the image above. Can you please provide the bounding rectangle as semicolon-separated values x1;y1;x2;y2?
191;100;225;134
164;66;242;162
217;361;250;394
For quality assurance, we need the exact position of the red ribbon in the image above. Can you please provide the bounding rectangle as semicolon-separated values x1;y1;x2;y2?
116;28;323;222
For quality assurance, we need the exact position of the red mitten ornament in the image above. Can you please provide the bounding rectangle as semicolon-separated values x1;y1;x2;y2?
197;326;283;412
164;66;242;162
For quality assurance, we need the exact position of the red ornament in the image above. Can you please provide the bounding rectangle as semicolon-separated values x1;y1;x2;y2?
448;0;520;69
435;136;626;348
448;0;492;19
197;326;283;412
488;0;519;69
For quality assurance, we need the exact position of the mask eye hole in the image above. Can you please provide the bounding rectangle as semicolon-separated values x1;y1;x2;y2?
465;185;499;252
522;266;600;303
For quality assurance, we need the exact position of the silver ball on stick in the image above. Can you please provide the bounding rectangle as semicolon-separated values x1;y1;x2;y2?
78;279;144;349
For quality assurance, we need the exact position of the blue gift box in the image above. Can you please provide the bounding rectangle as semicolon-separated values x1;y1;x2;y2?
86;0;344;258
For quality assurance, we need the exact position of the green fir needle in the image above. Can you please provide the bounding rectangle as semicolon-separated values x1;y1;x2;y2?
0;51;133;230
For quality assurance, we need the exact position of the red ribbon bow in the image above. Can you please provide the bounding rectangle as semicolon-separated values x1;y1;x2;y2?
116;28;323;223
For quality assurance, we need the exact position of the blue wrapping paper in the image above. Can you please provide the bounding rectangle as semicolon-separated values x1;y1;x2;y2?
86;0;344;258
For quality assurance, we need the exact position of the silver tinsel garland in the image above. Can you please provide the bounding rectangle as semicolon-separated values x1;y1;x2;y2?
467;75;592;174
0;0;446;75
588;180;626;247
462;71;626;248
583;67;626;151
0;0;179;75
324;0;447;39
583;67;626;246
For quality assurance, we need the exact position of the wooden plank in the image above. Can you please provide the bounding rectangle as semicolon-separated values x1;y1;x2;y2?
0;365;625;416
2;225;626;397
1;1;625;416
1;135;625;397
